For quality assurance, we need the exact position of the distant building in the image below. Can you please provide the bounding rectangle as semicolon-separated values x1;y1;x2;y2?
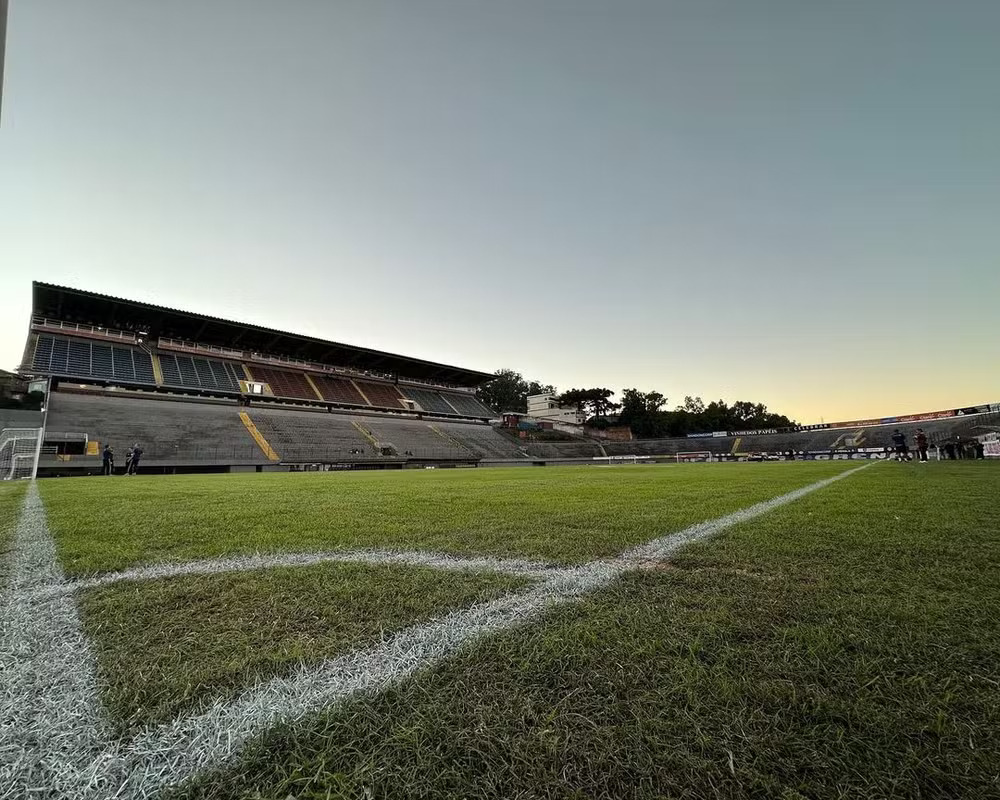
526;392;585;426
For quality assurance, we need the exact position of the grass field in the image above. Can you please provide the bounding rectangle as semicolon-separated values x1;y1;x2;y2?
7;460;1000;799
81;563;529;733
39;462;859;574
0;480;27;580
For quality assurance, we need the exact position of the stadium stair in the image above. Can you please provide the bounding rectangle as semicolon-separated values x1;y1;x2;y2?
350;381;373;405
303;373;326;402
140;345;166;385
238;412;281;461
351;421;381;449
428;424;475;456
355;381;405;410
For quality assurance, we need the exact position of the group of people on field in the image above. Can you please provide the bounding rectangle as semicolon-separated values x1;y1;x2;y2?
100;443;143;476
890;428;985;462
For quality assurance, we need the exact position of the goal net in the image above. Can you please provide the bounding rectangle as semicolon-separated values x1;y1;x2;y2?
982;432;1000;458
0;428;42;481
592;455;654;465
676;451;712;463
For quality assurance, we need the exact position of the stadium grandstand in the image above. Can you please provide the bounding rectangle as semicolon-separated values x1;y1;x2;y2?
6;281;998;476
16;282;522;475
521;406;1000;462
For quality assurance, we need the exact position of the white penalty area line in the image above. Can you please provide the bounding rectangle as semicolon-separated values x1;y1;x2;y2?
43;550;559;598
3;462;875;799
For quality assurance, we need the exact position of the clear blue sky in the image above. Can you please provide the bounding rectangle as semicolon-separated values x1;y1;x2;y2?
1;1;997;422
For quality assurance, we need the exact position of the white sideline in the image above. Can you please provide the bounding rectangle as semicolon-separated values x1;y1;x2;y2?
2;463;874;799
0;483;110;798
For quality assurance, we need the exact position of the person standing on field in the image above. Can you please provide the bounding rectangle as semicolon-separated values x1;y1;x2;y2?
124;446;134;475
128;443;143;475
101;444;114;476
890;429;908;462
915;429;929;463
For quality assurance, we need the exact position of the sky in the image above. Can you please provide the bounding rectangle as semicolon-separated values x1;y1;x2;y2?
1;0;997;424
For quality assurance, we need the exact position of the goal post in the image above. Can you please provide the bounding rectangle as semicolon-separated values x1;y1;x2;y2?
676;451;713;463
592;455;654;465
0;428;43;481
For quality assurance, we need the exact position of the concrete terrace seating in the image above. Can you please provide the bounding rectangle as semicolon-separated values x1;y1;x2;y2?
33;335;156;385
523;441;605;459
0;409;44;432
355;381;405;410
400;387;456;415
363;418;470;459
249;366;319;402
439;392;495;418
43;391;266;465
312;375;368;406
247;408;374;462
437;422;526;459
158;353;245;392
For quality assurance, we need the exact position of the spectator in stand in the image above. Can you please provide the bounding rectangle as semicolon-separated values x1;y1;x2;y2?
128;443;143;475
915;429;929;463
890;429;909;462
102;444;114;476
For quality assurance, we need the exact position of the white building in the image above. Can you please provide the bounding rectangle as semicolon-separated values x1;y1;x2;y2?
526;393;585;425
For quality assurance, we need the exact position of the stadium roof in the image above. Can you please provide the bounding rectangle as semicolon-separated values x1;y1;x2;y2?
31;282;494;387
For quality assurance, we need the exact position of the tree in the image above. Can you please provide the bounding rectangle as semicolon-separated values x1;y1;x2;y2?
475;369;554;414
618;388;796;439
588;388;619;419
553;388;589;417
678;396;705;414
619;388;671;437
619;389;648;428
555;388;620;422
644;391;666;413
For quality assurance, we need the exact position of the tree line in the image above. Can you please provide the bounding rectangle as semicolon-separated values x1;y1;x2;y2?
476;370;795;438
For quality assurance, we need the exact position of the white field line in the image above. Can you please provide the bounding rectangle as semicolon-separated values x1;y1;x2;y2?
0;483;110;799
41;549;559;597
5;462;874;799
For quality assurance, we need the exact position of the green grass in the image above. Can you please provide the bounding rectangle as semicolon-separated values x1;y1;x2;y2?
0;481;28;584
39;462;859;575
174;462;1000;800
81;562;528;732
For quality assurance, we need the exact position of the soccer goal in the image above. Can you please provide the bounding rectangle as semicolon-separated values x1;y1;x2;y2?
676;451;713;463
982;433;1000;458
0;428;43;480
593;455;654;465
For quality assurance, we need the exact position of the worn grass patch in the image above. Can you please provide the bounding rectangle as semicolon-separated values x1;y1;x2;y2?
80;562;528;732
177;463;1000;800
40;462;857;574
